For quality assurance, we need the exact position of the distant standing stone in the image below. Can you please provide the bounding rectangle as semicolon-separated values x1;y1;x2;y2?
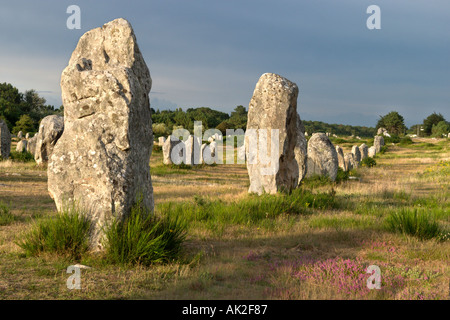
34;115;64;165
0;120;11;159
27;135;38;156
158;136;166;146
306;133;339;181
17;131;23;139
16;139;28;153
335;145;347;172
344;153;356;171
368;146;377;158
163;137;184;165
351;145;361;163
359;143;368;160
374;136;385;153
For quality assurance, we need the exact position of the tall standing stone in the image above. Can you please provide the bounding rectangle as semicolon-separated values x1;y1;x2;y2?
359;143;368;160
335;145;347;172
0;120;11;159
158;136;166;146
374;136;385;153
184;135;201;165
17;131;23;139
35;115;64;165
306;133;339;181
48;18;153;249
246;73;307;195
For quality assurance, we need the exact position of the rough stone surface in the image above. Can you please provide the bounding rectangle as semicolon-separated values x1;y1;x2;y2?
306;133;339;181
158;136;166;146
351;145;361;163
335;145;347;172
27;135;37;156
25;133;30;139
359;143;368;160
163;136;183;165
0;120;11;159
246;73;307;195
48;18;153;249
17;131;23;139
16;139;28;153
35;115;64;165
368;146;377;158
374;136;385;153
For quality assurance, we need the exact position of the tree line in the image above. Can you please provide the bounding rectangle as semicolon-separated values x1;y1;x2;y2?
2;82;448;139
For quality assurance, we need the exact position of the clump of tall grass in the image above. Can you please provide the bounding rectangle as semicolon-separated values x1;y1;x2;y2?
17;206;93;259
0;201;17;226
103;200;187;266
385;208;446;241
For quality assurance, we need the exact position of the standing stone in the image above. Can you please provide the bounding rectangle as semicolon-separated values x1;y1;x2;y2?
335;145;347;172
351;145;361;163
48;18;153;249
163;137;184;165
35;115;64;165
17;131;23;139
368;146;377;158
158;136;166;146
0;120;11;159
27;135;38;156
25;133;30;139
344;153;356;171
184;135;201;165
199;143;207;164
359;143;368;160
16;140;28;153
246;73;307;195
374;136;385;153
306;133;339;181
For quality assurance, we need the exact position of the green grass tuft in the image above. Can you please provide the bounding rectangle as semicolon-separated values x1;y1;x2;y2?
385;208;446;241
16;206;93;259
0;201;17;226
103;200;187;266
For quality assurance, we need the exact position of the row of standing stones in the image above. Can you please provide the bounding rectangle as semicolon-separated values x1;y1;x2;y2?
0;18;386;250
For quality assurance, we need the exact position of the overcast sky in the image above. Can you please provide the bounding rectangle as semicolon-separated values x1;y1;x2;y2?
1;0;449;127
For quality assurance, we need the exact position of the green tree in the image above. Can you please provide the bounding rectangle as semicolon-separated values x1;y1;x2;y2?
376;111;407;136
431;121;450;138
228;105;247;129
13;114;35;135
423;112;445;136
216;120;232;135
0;82;23;130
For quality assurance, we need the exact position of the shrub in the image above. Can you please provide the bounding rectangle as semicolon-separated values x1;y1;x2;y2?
378;146;388;155
335;168;349;183
103;200;187;266
9;151;34;162
361;157;376;168
399;137;413;146
385;209;444;241
17;206;93;259
384;135;400;144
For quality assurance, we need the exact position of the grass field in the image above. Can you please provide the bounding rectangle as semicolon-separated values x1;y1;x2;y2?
0;137;448;300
